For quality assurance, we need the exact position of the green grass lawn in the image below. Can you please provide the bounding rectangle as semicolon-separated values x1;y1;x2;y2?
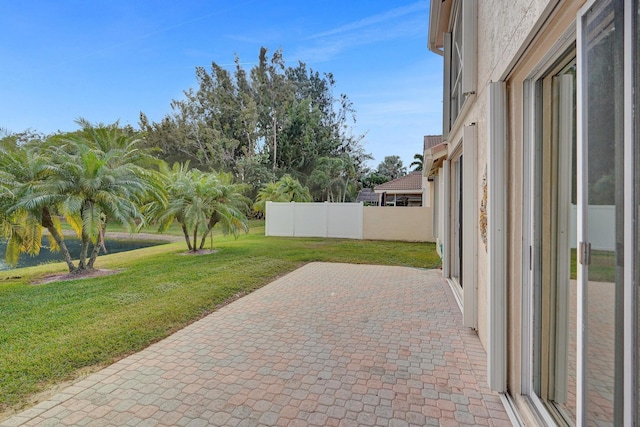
0;222;440;414
570;248;616;282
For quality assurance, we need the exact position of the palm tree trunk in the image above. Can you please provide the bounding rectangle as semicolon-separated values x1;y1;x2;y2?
199;214;219;250
78;232;90;271
181;222;192;251
77;203;91;271
87;224;106;269
41;207;76;273
192;225;198;252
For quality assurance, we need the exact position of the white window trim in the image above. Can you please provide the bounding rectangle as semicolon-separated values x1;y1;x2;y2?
442;160;451;278
553;73;575;402
443;32;452;139
461;0;477;97
519;22;577;426
462;124;478;329
576;3;595;425
521;78;535;396
487;80;508;392
622;0;636;424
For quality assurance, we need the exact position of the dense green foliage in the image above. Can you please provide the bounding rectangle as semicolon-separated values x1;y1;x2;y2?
410;153;423;171
0;121;253;267
139;47;371;201
2;48;418;203
0;120;163;272
146;163;249;251
0;223;439;413
375;155;407;181
253;174;312;214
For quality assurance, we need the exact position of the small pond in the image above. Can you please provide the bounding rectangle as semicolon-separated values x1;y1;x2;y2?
0;238;164;271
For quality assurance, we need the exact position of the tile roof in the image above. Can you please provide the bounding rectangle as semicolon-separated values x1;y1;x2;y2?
374;171;423;192
423;135;443;151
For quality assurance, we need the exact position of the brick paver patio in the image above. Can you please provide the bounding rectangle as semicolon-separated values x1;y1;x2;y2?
1;262;511;426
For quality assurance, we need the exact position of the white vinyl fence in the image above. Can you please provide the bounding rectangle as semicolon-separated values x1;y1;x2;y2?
265;202;434;242
265;202;363;239
570;204;616;251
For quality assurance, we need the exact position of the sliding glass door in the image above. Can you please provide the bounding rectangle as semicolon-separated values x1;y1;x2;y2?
527;57;578;425
577;0;626;424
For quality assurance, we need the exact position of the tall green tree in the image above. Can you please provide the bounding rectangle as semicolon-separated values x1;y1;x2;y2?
376;155;407;181
251;47;294;172
141;47;369;194
308;156;357;202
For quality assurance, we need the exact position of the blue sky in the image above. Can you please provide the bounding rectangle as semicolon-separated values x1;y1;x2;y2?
0;1;442;169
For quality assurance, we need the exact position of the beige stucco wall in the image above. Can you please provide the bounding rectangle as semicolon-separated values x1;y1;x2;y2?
440;0;571;394
478;0;557;84
363;206;434;242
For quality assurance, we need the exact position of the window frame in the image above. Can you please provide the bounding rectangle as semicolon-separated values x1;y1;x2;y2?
521;29;577;425
443;0;477;137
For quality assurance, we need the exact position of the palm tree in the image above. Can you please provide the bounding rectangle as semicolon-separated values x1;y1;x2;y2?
276;174;312;202
253;182;286;215
0;141;76;270
410;153;423;171
197;172;250;250
253;175;311;214
1;120;162;273
308;156;359;202
147;163;248;252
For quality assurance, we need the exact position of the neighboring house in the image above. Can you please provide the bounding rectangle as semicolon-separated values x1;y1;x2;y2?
355;188;380;206
427;0;638;426
374;171;428;207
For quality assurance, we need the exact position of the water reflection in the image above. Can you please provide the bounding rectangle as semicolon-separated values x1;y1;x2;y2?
0;238;162;271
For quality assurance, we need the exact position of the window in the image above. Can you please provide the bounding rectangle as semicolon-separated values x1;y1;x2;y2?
443;0;477;136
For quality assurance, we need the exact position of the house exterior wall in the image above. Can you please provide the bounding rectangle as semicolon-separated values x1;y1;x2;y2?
441;0;557;353
427;0;640;424
433;0;640;423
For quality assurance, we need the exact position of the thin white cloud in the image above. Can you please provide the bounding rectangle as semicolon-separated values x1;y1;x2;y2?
294;3;428;64
308;1;428;39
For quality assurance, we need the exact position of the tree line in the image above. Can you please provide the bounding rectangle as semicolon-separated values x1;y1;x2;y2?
139;47;372;202
1;48;422;272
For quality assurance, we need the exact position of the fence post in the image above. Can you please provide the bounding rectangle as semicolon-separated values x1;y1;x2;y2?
291;201;296;237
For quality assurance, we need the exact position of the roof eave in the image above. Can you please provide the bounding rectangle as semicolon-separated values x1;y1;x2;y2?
427;0;453;55
424;142;449;177
374;189;423;195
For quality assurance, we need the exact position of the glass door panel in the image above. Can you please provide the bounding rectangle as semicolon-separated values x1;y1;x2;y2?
580;0;625;424
550;70;577;421
531;59;577;424
451;155;463;286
